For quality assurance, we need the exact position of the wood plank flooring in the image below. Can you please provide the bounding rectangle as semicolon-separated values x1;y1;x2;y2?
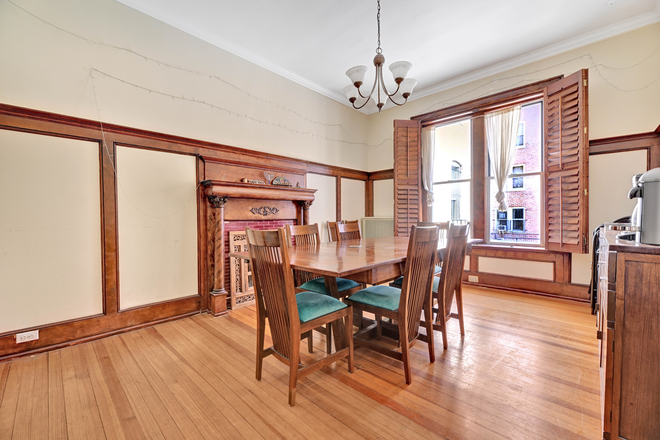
0;287;601;439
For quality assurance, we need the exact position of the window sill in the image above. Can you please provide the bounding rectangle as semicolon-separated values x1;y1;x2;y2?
473;243;548;253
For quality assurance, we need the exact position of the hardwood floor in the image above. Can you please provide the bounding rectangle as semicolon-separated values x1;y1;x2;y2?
0;286;600;439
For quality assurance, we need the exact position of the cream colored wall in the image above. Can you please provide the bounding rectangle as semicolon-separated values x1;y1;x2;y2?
366;23;660;286
0;0;370;170
373;179;394;217
571;149;648;284
307;174;336;243
116;146;198;309
0;130;103;333
341;178;366;223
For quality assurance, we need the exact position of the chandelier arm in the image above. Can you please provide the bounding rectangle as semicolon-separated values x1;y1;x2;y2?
357;75;379;100
377;67;402;98
351;96;373;110
388;95;408;106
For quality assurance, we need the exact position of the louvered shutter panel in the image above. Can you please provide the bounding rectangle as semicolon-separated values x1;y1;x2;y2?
394;120;422;237
545;69;589;253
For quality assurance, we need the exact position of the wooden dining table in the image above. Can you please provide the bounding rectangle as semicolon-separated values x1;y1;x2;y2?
230;235;480;351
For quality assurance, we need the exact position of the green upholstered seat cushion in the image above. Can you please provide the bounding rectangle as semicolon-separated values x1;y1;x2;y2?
347;285;401;312
300;277;361;295
296;291;348;323
390;265;442;288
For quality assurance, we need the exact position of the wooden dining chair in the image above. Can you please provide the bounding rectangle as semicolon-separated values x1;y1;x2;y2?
246;227;354;406
389;221;449;289
285;223;363;353
427;223;469;350
344;225;440;384
327;221;339;243
336;221;362;241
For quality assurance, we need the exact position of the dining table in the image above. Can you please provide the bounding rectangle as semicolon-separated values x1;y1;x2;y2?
230;235;481;351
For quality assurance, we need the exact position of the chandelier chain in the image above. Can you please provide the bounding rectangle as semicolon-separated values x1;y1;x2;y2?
376;0;382;54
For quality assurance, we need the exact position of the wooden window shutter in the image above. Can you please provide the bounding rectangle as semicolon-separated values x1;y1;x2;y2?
394;119;422;237
544;69;589;253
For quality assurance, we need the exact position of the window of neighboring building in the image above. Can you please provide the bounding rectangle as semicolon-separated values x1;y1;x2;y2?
515;122;525;147
431;120;471;226
511;165;524;190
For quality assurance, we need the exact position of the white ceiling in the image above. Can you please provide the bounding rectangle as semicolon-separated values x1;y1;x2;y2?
116;0;660;114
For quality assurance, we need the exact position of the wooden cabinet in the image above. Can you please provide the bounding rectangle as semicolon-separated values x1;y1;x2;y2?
597;229;660;440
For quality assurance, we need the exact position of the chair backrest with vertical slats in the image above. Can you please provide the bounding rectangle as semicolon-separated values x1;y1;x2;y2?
327;222;339;243
285;224;320;246
417;221;450;240
437;223;469;318
336;221;362;242
399;225;440;344
246;227;298;360
285;223;320;285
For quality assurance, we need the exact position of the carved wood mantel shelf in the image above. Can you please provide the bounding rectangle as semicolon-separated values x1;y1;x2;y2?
201;179;316;316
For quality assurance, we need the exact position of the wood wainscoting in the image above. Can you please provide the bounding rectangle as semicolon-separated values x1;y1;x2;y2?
0;103;384;361
464;246;588;300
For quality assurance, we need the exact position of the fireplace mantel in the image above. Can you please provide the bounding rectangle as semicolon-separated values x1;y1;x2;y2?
201;179;315;201
202;179;316;316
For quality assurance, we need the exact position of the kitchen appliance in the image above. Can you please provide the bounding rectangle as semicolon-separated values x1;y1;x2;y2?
628;167;660;245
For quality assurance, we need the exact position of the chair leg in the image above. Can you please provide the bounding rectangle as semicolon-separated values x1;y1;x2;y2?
325;324;332;354
356;310;364;329
289;343;300;407
306;330;314;353
423;302;435;363
376;315;382;340
346;312;354;374
401;341;412;385
456;285;465;336
256;315;265;381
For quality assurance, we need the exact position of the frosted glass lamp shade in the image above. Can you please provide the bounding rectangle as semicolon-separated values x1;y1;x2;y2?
389;61;412;83
346;65;368;86
342;85;359;102
400;78;417;98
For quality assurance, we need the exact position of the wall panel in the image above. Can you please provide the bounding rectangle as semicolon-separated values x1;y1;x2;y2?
306;173;336;242
116;146;198;309
0;130;102;334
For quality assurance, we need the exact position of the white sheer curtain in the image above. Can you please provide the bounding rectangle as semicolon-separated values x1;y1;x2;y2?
485;106;521;212
421;126;435;206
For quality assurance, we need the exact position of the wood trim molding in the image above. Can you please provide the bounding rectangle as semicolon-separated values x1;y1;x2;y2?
368;169;394;180
462;245;586;300
0;296;201;362
589;126;660;170
411;76;563;125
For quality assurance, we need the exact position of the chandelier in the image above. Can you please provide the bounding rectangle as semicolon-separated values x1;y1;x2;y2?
342;0;417;112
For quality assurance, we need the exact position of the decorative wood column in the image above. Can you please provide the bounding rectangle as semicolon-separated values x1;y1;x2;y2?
208;195;229;316
299;200;312;225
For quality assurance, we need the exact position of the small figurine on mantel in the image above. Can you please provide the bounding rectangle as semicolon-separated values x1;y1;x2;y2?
263;172;275;185
296;182;300;188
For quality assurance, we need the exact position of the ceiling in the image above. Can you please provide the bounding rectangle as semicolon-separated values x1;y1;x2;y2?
116;0;660;114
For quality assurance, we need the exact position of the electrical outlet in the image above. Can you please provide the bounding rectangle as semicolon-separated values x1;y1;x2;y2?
16;330;39;344
468;275;479;283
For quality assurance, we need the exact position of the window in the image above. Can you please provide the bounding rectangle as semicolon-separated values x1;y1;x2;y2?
400;69;589;253
488;101;543;245
511;208;525;231
511;165;524;190
431;120;471;225
494;208;526;233
515;122;525;147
